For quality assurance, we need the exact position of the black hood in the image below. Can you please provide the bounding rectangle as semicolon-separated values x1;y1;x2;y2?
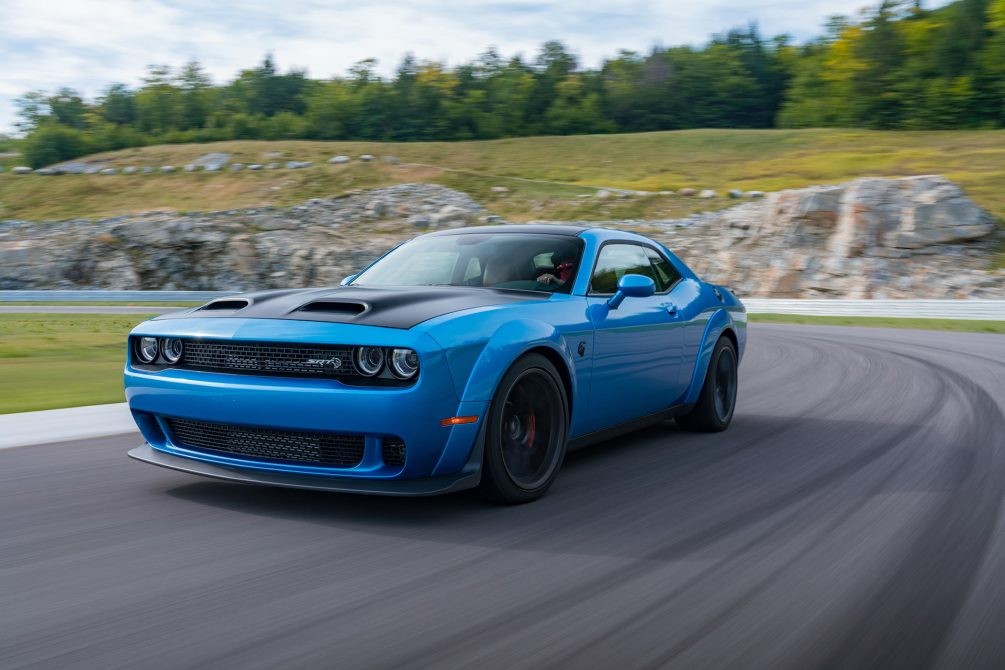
154;286;547;330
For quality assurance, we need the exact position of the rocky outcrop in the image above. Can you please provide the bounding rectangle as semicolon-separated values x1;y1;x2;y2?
0;184;486;291
0;177;1000;298
674;175;1001;298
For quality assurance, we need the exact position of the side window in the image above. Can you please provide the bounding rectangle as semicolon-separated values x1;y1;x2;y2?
646;247;681;292
590;244;657;294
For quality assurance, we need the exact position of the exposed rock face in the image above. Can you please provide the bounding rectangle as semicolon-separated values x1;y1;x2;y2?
559;176;1002;299
0;177;1000;298
0;184;486;291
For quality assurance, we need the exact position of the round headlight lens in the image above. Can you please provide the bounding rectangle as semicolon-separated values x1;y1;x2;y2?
354;346;385;376
390;348;419;379
136;337;159;363
161;338;183;364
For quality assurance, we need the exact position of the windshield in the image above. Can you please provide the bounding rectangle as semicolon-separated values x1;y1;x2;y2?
351;233;584;293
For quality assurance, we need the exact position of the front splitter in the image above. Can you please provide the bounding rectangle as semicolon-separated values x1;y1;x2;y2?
127;443;480;496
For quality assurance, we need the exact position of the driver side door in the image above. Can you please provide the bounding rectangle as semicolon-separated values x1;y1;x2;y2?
584;243;686;433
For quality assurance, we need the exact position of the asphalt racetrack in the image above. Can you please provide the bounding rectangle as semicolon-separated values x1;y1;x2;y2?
2;324;1004;669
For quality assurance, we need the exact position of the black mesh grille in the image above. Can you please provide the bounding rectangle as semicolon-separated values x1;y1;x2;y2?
166;417;364;467
382;437;406;467
180;340;355;378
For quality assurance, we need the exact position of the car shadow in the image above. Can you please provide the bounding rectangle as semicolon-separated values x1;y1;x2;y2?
163;412;967;560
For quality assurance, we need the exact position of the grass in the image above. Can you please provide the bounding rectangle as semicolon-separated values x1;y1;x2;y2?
0;313;153;414
750;313;1005;333
0;311;1000;415
0;301;202;306
1;129;1003;229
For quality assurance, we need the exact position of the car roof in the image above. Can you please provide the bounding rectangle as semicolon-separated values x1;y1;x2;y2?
425;224;586;237
424;224;662;244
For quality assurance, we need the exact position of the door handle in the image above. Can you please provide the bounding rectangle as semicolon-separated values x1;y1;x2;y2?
663;302;678;316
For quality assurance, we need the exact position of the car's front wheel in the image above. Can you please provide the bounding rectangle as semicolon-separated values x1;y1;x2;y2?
479;353;568;504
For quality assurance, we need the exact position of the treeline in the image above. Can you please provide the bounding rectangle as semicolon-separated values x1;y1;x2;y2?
14;0;1005;167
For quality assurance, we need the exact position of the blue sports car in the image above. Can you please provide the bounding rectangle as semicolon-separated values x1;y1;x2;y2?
126;225;746;503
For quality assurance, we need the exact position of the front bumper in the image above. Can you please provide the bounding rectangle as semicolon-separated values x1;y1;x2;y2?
124;318;488;483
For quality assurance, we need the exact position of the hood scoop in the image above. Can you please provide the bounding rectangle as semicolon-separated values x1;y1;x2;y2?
296;300;368;316
198;299;250;311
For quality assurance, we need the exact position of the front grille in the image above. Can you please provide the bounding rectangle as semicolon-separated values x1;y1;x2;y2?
180;340;355;378
166;417;364;467
382;437;406;467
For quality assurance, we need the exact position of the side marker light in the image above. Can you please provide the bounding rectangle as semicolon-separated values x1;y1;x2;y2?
440;416;479;427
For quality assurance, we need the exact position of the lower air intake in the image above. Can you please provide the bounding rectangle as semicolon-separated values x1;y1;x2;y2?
165;417;364;467
382;437;406;467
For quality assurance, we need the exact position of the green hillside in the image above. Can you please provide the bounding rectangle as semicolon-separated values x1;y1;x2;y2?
1;130;1004;229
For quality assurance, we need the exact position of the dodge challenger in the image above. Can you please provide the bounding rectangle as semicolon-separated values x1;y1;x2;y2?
126;225;746;503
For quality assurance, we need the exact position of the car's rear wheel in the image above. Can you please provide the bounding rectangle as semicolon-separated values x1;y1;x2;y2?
479;353;568;504
677;336;737;432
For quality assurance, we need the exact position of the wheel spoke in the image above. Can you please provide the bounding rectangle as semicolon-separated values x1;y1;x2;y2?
499;370;562;490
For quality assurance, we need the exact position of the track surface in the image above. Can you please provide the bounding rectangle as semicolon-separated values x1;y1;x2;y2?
2;324;1004;669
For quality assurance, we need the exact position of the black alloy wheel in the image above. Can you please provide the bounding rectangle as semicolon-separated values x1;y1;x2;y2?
480;354;568;503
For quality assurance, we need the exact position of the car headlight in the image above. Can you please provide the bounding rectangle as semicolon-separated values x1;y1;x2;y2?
161;338;183;364
389;348;419;379
354;346;385;376
136;337;159;363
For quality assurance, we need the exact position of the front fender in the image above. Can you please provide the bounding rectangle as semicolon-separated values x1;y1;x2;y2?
684;307;742;405
427;318;577;477
460;318;576;404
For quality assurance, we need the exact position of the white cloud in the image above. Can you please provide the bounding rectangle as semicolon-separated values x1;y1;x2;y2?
0;0;949;134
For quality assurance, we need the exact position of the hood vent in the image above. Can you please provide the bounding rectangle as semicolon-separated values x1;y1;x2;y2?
198;299;250;311
296;300;367;316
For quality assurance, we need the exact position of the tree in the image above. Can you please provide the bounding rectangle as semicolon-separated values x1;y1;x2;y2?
98;83;137;126
14;91;48;133
177;61;212;130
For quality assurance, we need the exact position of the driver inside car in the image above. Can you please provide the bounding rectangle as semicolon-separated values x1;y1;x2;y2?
536;250;576;290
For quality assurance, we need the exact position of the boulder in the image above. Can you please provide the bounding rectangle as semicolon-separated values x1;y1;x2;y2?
265;163;280;169
678;188;697;196
191;152;230;171
183;164;198;172
99;168;117;175
328;155;350;164
490;186;510;194
359;154;374;162
231;163;245;172
365;200;388;218
247;164;263;170
382;155;400;165
159;166;175;173
728;189;744;199
121;166;137;175
698;190;717;199
11;166;32;175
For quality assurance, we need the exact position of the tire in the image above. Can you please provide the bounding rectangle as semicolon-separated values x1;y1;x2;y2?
676;336;738;432
479;353;569;504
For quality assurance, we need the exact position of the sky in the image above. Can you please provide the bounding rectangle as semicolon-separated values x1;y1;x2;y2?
0;0;947;135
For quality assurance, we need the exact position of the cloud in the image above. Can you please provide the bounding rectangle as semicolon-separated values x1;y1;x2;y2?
0;0;949;135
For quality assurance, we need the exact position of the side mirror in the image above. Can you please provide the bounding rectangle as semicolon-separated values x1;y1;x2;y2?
607;274;655;309
340;274;357;286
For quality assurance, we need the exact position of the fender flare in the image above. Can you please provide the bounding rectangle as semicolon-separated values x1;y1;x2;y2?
683;308;736;405
460;318;577;407
430;319;577;477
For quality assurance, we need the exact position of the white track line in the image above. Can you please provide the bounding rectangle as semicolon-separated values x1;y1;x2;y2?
0;403;137;449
